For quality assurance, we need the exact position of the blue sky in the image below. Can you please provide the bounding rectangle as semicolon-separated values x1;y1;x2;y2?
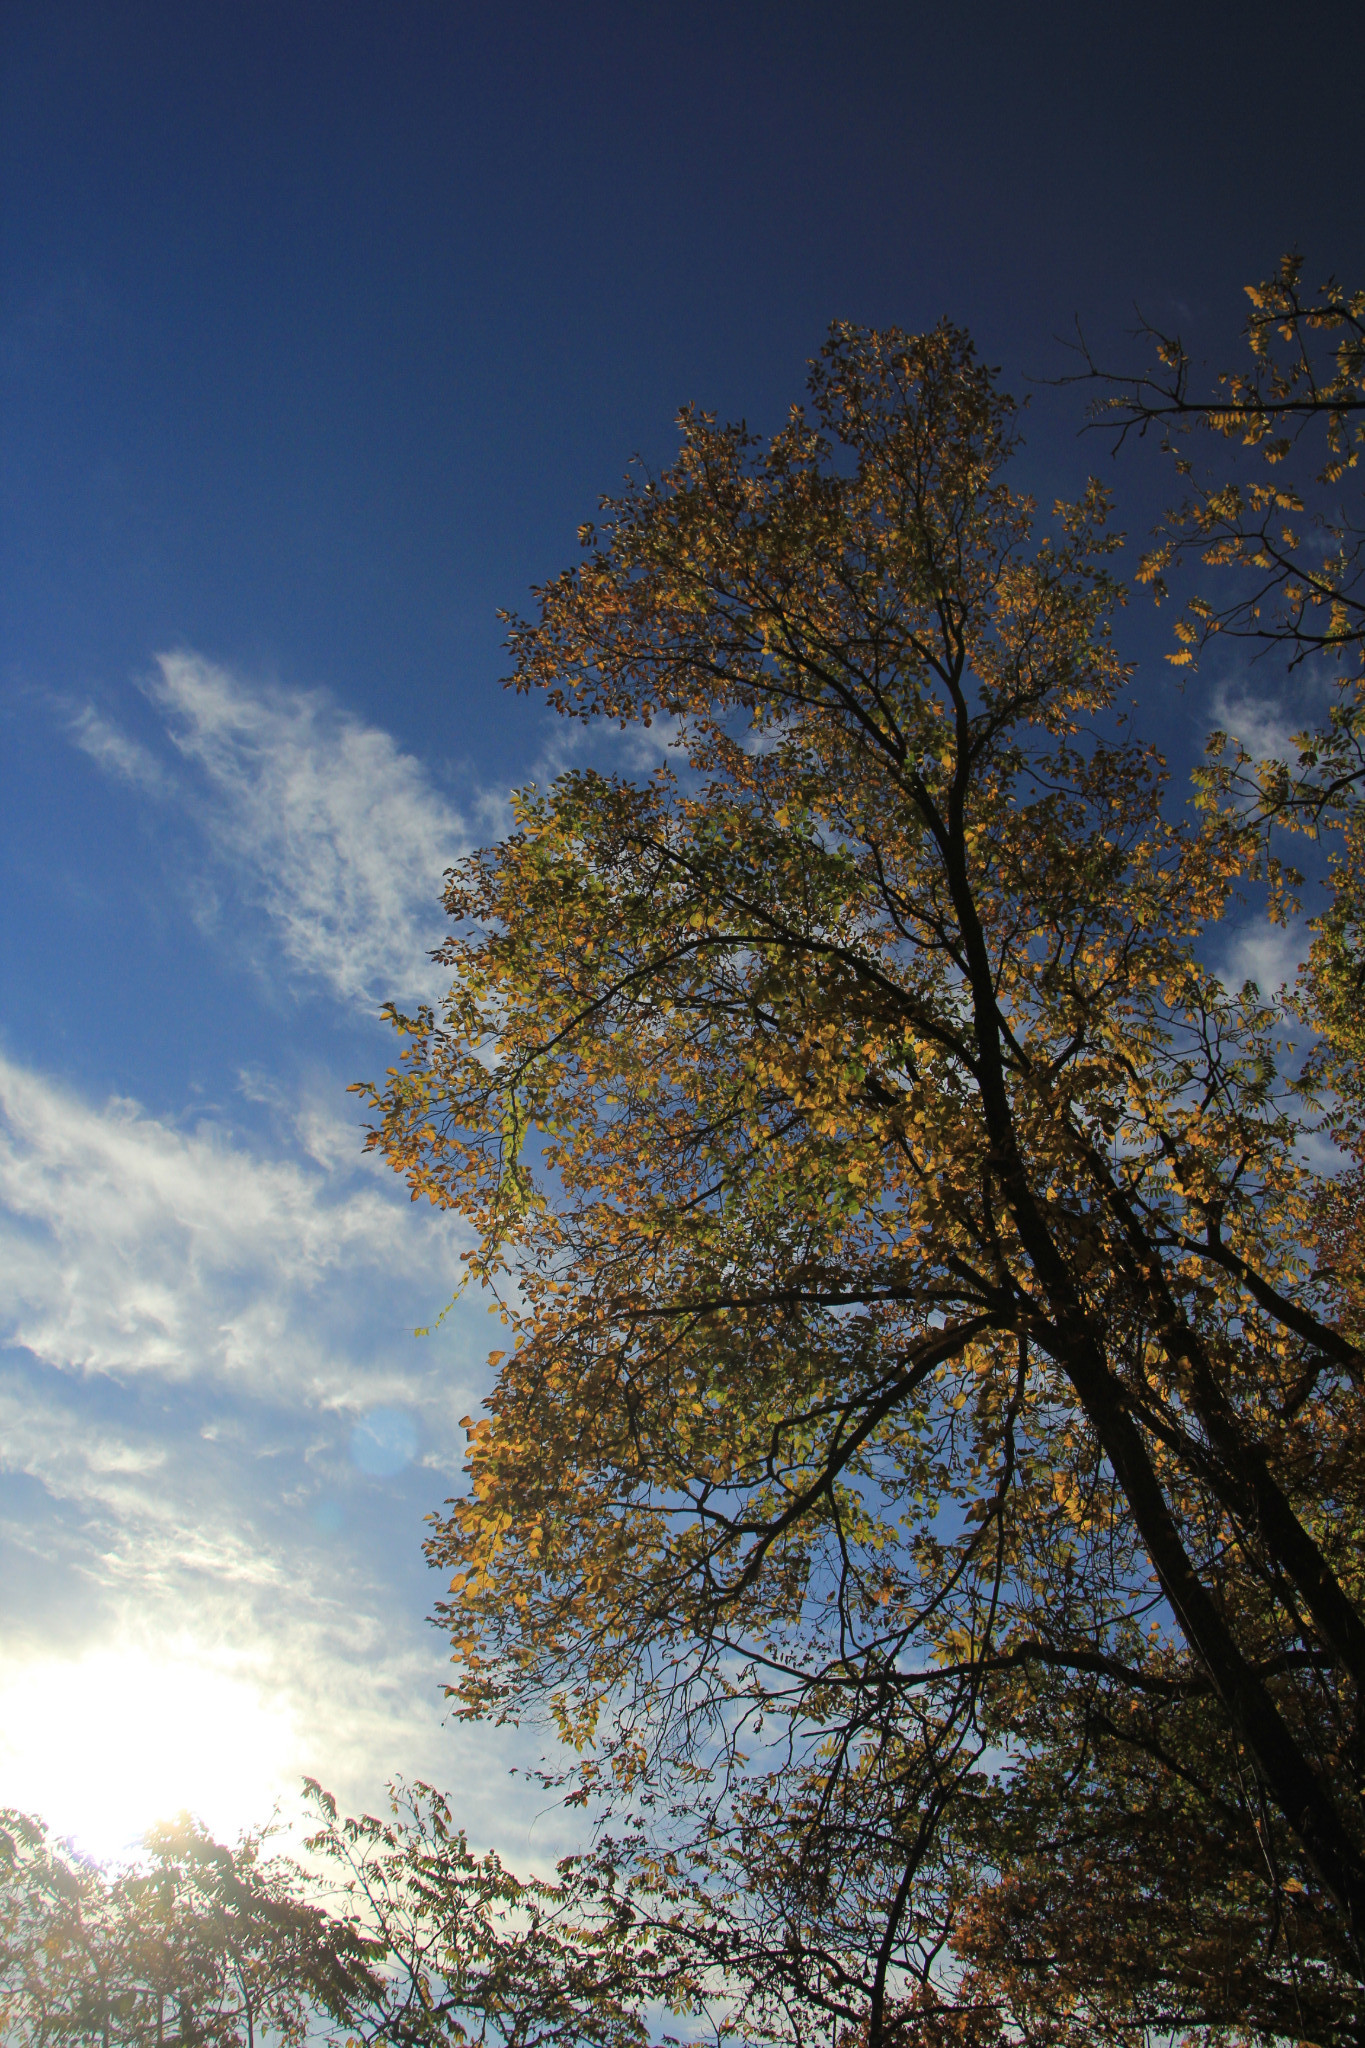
2;0;1363;1860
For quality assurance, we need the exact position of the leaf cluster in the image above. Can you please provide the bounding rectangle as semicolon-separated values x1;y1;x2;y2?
1077;252;1365;682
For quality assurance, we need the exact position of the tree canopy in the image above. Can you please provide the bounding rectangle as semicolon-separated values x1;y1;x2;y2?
0;1786;682;2048
356;297;1365;2043
0;1802;379;2048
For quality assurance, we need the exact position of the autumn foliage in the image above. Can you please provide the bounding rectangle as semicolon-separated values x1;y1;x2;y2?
356;306;1365;2041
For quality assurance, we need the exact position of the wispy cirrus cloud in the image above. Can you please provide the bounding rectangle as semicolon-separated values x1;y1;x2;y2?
151;652;469;1006
70;703;175;796
72;652;476;1008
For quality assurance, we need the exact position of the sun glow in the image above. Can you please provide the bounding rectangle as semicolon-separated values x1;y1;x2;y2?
0;1647;297;1861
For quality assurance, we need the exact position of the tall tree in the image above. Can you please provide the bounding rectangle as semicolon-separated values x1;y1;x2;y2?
359;321;1365;2041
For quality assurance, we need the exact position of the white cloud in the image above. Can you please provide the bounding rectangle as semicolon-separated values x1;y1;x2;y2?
71;654;473;1009
1208;677;1337;770
1216;918;1308;1000
149;651;469;1007
1210;686;1298;766
532;701;694;782
0;1053;462;1401
236;1066;381;1173
69;704;174;795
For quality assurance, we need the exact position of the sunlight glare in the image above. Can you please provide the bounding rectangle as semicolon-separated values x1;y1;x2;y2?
0;1647;297;1861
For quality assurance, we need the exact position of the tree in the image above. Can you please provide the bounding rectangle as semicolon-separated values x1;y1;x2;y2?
299;1777;690;2048
0;1789;684;2048
0;1805;381;2047
358;318;1365;2041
